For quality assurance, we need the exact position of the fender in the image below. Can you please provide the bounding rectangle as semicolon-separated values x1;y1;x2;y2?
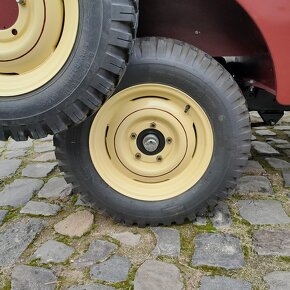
233;0;290;105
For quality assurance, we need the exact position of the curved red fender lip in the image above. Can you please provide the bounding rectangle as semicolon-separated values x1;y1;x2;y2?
237;0;290;105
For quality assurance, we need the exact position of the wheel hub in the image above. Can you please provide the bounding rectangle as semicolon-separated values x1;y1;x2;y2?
89;84;214;201
0;0;63;73
137;129;165;156
0;0;79;96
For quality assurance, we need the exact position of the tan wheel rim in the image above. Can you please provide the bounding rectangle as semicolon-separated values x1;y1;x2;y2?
89;84;214;201
0;0;79;96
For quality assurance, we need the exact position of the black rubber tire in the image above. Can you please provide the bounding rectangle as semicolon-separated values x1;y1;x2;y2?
54;37;251;227
0;0;138;141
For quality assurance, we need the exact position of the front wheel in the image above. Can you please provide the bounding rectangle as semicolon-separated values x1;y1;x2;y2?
55;38;251;226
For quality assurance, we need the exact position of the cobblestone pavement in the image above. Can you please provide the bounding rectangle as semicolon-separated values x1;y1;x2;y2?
1;112;290;290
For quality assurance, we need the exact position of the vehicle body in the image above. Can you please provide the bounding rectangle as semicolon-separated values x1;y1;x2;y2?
138;0;290;122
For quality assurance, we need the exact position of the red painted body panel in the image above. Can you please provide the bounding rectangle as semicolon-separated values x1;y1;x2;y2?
0;0;19;30
138;0;290;105
236;0;290;104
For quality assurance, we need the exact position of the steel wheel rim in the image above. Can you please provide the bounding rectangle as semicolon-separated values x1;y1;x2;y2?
89;84;214;201
0;0;79;97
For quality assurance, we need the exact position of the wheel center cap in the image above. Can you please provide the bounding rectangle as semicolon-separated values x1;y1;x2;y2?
143;134;159;152
137;128;166;156
0;0;19;30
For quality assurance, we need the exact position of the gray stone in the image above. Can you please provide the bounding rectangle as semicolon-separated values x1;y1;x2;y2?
243;160;266;175
90;255;130;283
266;158;290;169
210;202;232;228
253;229;290;256
54;210;94;238
152;227;180;257
0;218;45;266
31;240;74;263
250;112;263;123
199;276;252;290
192;233;244;269
75;196;91;207
284;150;290;157
0;210;8;224
0;141;6;148
38;177;72;199
236;176;273;195
7;139;33;150
11;265;57;290
274;126;290;131
282;169;290;187
3;149;27;159
68;285;115;290
264;271;290;290
0;159;22;178
20;201;61;216
0;179;44;207
110;232;141;247
39;135;54;142
134;260;183;290
255;126;268;130
33;151;56;162
266;138;289;144
251;135;257;141
238;200;290;225
252;141;280;155
193;208;208;225
73;240;117;268
34;142;55;153
276;144;290;149
22;162;58;178
193;216;207;226
256;129;276;136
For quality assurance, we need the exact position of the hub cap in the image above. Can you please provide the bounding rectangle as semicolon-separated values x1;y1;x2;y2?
89;84;214;201
137;129;165;156
0;0;79;96
142;134;159;153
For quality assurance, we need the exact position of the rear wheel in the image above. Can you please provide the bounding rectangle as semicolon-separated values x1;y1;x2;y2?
0;0;138;140
55;38;251;226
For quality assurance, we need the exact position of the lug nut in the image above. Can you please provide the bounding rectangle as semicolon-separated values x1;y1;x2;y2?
150;122;156;128
16;0;26;5
166;137;172;144
156;155;163;162
135;153;141;160
130;133;137;139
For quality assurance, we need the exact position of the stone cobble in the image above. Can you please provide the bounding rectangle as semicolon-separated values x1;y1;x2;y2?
0;117;290;289
30;240;75;264
73;240;117;268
